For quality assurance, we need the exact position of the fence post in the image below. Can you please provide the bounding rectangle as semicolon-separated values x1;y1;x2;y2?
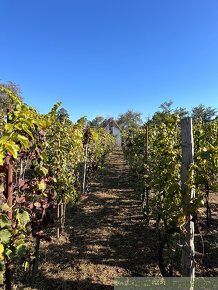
5;108;13;290
145;126;149;216
82;144;88;195
57;139;61;239
142;125;150;218
146;125;148;157
5;154;13;290
181;117;195;281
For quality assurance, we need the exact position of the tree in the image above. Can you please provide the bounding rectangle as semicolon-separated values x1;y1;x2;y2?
89;116;104;128
151;101;189;124
57;108;69;122
174;107;189;119
117;110;143;129
151;101;173;124
159;100;173;114
191;104;217;122
0;81;23;125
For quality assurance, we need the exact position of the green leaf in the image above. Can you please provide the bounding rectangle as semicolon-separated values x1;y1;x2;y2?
35;166;48;177
0;271;4;284
0;152;4;165
5;249;14;259
14;123;23;130
16;244;26;256
34;201;41;208
41;152;48;162
0;215;12;228
5;141;20;159
37;142;43;149
0;229;11;243
19;234;25;240
23;260;30;271
21;211;30;225
17;134;29;150
22;123;34;140
4;123;13;133
25;118;35;128
38;180;46;192
0;203;9;211
0;135;10;144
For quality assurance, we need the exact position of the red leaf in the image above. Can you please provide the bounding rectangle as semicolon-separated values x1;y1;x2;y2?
81;196;88;200
21;184;28;191
29;202;34;210
42;202;49;209
18;179;25;187
16;196;26;204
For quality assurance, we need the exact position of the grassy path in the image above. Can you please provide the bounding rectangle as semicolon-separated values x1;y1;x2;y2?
21;147;159;289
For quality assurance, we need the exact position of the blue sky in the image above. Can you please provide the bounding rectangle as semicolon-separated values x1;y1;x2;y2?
0;0;218;122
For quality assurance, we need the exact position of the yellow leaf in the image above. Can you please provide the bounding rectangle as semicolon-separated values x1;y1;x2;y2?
0;244;4;255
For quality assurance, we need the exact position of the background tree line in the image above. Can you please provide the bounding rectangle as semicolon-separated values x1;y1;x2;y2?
89;100;217;130
1;81;217;131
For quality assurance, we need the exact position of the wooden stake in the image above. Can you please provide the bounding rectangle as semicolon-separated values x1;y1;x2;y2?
4;155;13;290
82;145;88;195
31;238;40;283
145;125;149;217
57;203;60;239
146;125;148;157
181;117;195;281
57;139;61;238
61;203;64;230
63;203;66;227
5;109;13;289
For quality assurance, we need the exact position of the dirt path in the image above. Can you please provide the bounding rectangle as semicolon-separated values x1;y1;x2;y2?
22;147;159;289
13;147;218;289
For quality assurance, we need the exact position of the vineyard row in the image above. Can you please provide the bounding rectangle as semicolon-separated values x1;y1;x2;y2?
122;114;217;279
0;85;115;288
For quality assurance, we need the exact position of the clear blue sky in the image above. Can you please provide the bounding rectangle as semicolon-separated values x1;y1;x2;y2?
1;0;218;122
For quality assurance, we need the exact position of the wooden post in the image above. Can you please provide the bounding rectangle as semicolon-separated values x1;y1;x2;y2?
82;145;88;195
5;156;13;220
181;117;195;281
60;203;64;230
146;126;148;155
0;176;4;193
5;109;13;290
142;125;149;218
5;154;13;290
57;139;61;238
31;238;40;283
145;126;149;215
57;203;60;239
63;203;66;227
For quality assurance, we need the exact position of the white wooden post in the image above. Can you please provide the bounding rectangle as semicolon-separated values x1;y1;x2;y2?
181;117;195;282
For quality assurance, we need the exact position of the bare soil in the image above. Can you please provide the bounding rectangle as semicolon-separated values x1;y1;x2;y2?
11;147;218;289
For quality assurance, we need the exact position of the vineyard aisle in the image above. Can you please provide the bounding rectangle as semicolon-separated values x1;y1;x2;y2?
17;147;160;289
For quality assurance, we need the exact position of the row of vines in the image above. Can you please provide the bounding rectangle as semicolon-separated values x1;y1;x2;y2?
122;114;217;278
0;85;115;288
